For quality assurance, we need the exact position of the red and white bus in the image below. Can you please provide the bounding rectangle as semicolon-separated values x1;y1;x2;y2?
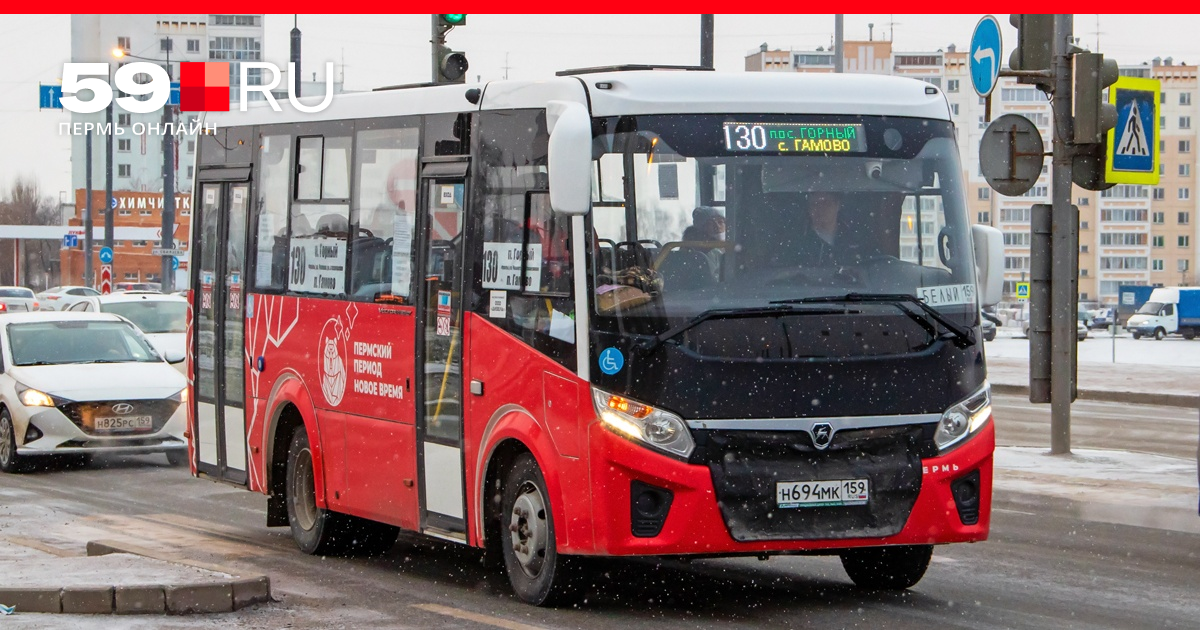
188;67;1005;605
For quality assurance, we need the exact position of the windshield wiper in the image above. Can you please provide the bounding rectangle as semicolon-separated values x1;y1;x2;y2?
770;293;976;347
635;304;841;353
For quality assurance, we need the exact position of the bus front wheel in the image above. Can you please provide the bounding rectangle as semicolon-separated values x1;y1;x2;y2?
840;544;933;590
499;453;582;606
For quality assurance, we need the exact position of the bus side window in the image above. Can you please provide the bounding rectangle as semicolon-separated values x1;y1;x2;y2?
350;124;420;304
252;133;291;291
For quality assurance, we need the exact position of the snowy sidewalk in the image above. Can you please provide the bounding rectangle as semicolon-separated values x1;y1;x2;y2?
987;356;1200;408
993;446;1200;534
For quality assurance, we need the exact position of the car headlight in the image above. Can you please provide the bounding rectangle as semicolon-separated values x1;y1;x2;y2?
934;383;991;451
17;386;57;407
592;387;694;459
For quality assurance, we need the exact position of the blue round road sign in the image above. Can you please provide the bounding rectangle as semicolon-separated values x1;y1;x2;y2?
970;15;1003;98
98;247;113;264
171;256;180;271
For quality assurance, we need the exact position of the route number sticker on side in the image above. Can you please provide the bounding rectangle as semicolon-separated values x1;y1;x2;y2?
776;479;869;508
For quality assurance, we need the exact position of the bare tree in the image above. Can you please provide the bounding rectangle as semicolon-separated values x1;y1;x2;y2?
0;177;59;289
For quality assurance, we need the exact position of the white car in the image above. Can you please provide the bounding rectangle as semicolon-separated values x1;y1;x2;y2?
0;311;188;472
64;293;187;372
0;287;39;313
36;285;100;311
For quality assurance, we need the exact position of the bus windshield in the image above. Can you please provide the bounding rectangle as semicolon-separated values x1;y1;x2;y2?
590;114;976;336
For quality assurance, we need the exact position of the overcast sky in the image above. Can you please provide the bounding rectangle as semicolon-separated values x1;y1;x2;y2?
3;14;1200;201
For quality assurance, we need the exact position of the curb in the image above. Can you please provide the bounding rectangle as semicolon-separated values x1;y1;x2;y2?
992;383;1199;409
0;541;271;615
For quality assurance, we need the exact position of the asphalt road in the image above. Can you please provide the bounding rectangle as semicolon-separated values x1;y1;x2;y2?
1;396;1198;629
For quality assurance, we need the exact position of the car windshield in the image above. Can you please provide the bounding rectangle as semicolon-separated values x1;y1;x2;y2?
590;114;976;336
1136;301;1162;314
102;301;187;334
6;320;162;366
0;288;34;298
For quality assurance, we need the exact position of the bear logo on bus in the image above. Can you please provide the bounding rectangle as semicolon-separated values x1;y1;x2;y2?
319;319;347;407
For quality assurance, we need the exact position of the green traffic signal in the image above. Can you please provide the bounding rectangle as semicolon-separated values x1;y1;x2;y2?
440;14;467;26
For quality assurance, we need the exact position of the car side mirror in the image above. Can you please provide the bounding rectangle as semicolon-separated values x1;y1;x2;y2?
164;349;186;365
971;225;1003;307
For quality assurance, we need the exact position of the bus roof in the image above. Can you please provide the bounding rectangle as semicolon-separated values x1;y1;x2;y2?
206;70;950;129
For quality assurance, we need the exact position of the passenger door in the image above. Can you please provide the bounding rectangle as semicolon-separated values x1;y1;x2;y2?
415;163;468;540
193;180;249;485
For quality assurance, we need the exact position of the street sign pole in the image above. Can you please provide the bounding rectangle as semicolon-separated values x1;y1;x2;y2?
1049;14;1077;455
84;132;94;288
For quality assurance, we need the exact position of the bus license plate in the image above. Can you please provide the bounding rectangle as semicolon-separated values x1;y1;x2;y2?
776;479;869;508
94;415;153;431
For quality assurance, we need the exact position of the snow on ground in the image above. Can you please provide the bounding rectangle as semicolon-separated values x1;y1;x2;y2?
985;330;1200;367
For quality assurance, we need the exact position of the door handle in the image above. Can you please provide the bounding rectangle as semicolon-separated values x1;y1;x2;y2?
470;379;484;396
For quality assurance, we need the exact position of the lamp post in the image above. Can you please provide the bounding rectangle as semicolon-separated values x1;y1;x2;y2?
113;42;176;292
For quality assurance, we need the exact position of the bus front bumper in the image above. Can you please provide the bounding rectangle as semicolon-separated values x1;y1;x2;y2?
584;419;994;556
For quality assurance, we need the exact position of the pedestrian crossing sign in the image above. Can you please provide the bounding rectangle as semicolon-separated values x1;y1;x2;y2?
1015;282;1030;301
1105;76;1160;185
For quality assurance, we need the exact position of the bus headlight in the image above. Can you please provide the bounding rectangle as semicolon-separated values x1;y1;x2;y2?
935;383;991;452
592;387;694;459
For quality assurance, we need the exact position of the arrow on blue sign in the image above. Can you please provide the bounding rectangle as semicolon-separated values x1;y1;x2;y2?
171;256;180;271
970;15;1003;98
98;247;113;264
39;84;63;110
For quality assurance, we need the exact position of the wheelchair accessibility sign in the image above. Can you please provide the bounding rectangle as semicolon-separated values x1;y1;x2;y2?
1106;76;1161;185
598;347;624;375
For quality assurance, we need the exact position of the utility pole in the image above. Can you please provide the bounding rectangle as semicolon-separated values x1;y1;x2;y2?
104;66;114;280
1048;14;1077;455
834;15;844;73
84;132;94;287
161;40;176;293
291;16;302;97
700;15;714;70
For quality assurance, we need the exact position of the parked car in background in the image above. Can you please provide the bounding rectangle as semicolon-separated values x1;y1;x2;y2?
115;282;161;293
1090;308;1115;330
64;293;187;371
1077;319;1088;341
0;287;39;314
0;311;187;472
981;311;999;341
36;285;100;311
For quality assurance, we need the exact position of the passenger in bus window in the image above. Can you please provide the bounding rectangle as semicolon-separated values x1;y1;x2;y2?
800;192;842;266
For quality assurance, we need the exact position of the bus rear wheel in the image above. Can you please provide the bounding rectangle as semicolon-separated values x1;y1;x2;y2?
840;544;933;590
285;429;398;556
499;453;581;606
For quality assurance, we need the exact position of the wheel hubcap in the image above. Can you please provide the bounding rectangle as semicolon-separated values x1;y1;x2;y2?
508;481;548;578
0;415;12;466
291;447;318;530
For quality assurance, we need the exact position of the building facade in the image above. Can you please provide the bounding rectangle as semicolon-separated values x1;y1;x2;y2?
66;14;265;287
747;42;1200;305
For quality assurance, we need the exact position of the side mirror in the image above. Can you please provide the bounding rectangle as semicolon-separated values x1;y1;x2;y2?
546;100;592;216
164;349;186;365
971;225;1004;307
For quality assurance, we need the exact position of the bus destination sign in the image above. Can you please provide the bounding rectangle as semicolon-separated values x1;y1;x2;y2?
722;122;866;154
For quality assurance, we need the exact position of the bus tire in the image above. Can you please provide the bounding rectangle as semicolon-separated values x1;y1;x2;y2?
286;429;348;556
840;544;933;590
499;453;581;606
1155;327;1166;341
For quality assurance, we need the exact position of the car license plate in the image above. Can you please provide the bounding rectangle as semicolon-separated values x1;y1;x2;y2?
94;415;153;431
776;479;869;508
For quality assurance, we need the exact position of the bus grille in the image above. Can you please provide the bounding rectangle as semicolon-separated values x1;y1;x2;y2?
693;425;929;542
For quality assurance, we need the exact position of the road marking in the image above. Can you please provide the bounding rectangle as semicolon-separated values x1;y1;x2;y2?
994;508;1037;516
411;603;546;630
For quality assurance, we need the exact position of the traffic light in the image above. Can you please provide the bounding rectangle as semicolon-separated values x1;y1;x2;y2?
1008;14;1054;72
434;14;468;84
1072;52;1120;144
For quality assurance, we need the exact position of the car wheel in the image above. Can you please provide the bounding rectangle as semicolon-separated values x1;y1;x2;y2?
984;330;996;342
1155;328;1166;341
165;450;189;467
284;429;397;556
500;453;582;606
0;409;22;474
1132;332;1142;340
840;544;933;590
